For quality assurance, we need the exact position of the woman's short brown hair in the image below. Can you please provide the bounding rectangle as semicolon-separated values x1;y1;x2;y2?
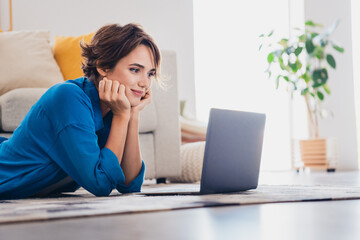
81;23;161;86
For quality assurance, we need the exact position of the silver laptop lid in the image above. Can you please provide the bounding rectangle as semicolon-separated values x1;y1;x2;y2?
200;108;266;194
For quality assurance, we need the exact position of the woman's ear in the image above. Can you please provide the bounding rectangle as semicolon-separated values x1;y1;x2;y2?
96;60;107;77
96;67;107;77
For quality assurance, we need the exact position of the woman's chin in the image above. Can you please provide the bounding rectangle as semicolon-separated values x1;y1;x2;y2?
130;99;141;107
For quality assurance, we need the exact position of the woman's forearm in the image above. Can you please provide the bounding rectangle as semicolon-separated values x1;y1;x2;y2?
104;113;130;164
121;111;142;185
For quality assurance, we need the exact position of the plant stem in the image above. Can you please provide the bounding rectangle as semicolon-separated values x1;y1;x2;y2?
304;94;319;139
314;104;319;138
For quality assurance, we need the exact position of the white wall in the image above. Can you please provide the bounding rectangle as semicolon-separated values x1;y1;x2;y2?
0;0;196;115
352;0;360;170
304;0;359;170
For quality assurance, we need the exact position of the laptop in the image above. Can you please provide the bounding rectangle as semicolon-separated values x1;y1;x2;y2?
143;108;266;196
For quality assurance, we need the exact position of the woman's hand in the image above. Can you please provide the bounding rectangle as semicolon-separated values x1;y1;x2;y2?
131;89;152;115
99;78;131;116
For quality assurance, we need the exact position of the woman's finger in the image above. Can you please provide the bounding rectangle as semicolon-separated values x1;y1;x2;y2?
99;80;105;93
143;89;152;99
119;84;126;96
98;80;106;101
104;79;112;94
112;81;120;95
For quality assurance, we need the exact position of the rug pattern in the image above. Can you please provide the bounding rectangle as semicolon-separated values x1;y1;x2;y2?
1;184;360;224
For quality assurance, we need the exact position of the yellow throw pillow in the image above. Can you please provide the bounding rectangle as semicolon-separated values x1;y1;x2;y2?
53;32;94;80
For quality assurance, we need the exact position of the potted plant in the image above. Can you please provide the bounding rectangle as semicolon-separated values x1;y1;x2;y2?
260;20;344;171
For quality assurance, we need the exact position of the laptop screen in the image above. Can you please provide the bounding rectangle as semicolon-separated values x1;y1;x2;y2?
200;108;266;194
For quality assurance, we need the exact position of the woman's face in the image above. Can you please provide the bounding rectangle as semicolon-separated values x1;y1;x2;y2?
104;44;155;107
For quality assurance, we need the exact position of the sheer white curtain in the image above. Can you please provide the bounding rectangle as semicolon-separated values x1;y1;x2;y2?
193;0;293;170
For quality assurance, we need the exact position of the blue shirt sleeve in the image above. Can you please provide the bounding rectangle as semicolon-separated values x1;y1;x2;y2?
53;125;146;195
52;124;126;196
0;137;7;144
116;161;145;193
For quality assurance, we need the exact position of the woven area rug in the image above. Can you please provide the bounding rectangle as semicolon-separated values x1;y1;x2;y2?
1;183;360;224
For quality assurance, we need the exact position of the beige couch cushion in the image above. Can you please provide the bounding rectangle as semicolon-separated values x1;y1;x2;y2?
0;88;48;132
0;31;64;96
139;133;156;178
139;100;157;133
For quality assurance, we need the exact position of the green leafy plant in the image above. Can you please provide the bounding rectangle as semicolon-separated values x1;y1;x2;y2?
260;20;344;139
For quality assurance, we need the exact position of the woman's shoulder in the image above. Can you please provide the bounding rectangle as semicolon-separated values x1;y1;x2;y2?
23;78;96;130
50;79;85;96
40;79;93;115
46;79;90;104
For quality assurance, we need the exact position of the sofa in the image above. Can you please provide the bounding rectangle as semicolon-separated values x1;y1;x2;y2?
0;50;182;181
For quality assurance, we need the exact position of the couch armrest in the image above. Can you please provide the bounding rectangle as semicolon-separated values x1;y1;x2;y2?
0;88;48;132
151;50;181;178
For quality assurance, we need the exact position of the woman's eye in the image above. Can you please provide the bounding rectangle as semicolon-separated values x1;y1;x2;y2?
148;72;155;78
130;68;139;73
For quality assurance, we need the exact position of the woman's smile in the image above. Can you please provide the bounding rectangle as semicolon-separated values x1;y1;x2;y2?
131;89;144;97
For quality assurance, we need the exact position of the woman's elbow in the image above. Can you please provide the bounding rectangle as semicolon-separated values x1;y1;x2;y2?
87;184;113;197
116;183;142;194
93;188;112;197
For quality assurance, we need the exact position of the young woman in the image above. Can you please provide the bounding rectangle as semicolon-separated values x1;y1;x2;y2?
0;23;161;199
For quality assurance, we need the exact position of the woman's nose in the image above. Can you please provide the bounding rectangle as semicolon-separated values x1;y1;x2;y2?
139;75;151;88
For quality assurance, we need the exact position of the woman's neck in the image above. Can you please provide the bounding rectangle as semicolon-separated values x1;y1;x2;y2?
91;77;110;117
100;102;111;117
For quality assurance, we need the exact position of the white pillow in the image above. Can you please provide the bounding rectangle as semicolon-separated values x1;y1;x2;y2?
0;31;64;96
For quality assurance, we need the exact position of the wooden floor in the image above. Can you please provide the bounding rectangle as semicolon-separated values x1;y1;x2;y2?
1;171;360;240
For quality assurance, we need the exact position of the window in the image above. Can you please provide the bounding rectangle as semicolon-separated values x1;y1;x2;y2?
193;0;295;170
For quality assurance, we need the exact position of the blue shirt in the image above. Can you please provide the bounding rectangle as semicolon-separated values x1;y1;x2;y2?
0;77;145;200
